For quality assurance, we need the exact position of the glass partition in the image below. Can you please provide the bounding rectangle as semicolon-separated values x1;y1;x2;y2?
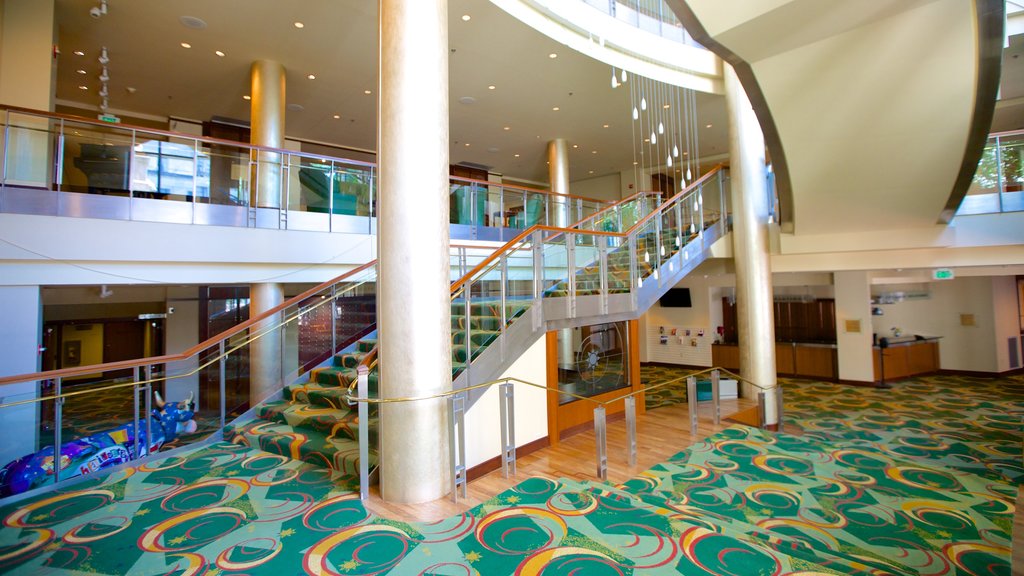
556;321;630;404
961;131;1024;215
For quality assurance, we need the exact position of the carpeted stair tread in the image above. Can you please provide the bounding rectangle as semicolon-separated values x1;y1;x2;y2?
225;417;374;476
254;400;375;443
285;379;377;408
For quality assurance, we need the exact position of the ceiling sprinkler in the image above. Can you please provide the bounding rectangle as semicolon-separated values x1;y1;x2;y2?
90;0;107;19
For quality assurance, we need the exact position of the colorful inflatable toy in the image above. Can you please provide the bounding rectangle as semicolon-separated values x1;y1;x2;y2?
0;391;197;497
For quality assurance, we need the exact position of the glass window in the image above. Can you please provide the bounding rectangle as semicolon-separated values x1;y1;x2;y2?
556;321;630;404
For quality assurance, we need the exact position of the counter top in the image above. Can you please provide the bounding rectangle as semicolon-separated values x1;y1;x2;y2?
874;336;942;349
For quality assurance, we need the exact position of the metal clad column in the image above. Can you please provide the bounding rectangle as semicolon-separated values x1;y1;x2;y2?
250;59;286;209
249;282;283;406
547;138;570;227
724;64;777;425
379;0;452;503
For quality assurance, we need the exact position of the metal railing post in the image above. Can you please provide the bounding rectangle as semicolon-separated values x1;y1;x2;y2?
219;341;227;429
711;369;721;425
598;235;609;314
357;365;370;500
532;230;544;330
144;365;153;456
499;381;517;477
448;393;467;502
500;253;509;361
55;119;65;192
594;405;607;480
53;377;63;483
687;376;698;435
758;391;767;429
566;232;576;318
625;395;637;467
776;387;785;431
133;368;141;460
331;285;338;354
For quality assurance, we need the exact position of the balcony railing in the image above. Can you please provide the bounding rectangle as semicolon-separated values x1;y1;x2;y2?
578;0;699;46
0;105;613;241
959;128;1024;215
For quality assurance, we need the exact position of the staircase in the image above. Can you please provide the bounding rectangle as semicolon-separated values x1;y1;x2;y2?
226;168;729;494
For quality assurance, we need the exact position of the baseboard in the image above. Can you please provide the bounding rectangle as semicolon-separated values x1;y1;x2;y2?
466;436;550;482
837;379;884;388
641;361;710;371
939;368;1024;378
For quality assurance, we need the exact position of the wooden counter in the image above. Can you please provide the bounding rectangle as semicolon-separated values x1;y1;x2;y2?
873;338;940;382
712;342;838;380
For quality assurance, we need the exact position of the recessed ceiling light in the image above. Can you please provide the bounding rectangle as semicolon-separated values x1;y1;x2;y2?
293;21;305;28
77;69;87;75
552;106;559;111
633;161;639;165
503;126;510;131
592;150;597;154
514;154;520;157
78;85;88;90
307;74;316;80
73;50;85;56
683;151;688;155
215;50;225;57
243;95;251;100
573;144;578;149
706;124;712;128
589;170;594;174
548;53;557;59
464;143;470;147
333;114;340;119
663;104;670;109
602;124;609;128
180;42;192;49
461;14;471;21
364;90;372;95
487;85;495;90
644;138;650;143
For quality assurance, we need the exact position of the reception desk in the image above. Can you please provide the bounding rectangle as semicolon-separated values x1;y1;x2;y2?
712;342;838;380
873;337;941;382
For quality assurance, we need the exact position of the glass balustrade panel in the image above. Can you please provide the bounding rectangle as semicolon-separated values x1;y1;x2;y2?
199;143;250;207
132;137;201;200
540;233;570;298
59;120;134;196
3;112;55;189
505;242;536;326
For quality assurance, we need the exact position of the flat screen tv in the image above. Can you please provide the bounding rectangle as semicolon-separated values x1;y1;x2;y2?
659;288;692;308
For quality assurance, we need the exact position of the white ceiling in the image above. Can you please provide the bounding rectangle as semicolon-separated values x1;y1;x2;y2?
54;0;728;184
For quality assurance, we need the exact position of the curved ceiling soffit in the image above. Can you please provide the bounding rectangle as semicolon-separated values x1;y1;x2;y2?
940;0;1004;223
662;0;794;231
488;0;724;94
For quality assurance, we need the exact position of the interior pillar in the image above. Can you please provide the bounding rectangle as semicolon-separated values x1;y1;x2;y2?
378;0;451;503
249;59;286;209
0;286;41;467
248;282;283;406
724;64;777;424
547;138;570;228
834;271;875;384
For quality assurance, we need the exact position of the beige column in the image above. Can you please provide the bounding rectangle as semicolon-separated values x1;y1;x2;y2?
834;271;874;384
248;282;283;406
724;64;777;423
249;59;285;209
547;138;570;227
378;0;451;503
0;0;56;187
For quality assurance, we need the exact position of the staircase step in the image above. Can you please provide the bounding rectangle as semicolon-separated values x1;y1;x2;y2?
311;365;356;387
356;338;376;353
255;400;375;443
286;377;378;408
225;417;374;477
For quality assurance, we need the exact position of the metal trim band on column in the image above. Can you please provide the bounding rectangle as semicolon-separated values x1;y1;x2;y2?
594;405;607;480
357;366;370;500
499;382;516;477
687;376;698;434
448;393;467;502
758;391;767;429
711;370;721;425
625;396;637;466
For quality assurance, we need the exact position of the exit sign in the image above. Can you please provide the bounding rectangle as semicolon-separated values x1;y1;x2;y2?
97;113;121;124
933;268;955;280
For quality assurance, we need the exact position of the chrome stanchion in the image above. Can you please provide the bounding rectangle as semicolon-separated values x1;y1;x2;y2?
594;405;607;480
357;366;370;501
53;377;63;483
758;391;767;429
448;392;468;502
499;382;516;478
711;370;721;426
625;396;637;467
687;376;698;434
775;387;785;432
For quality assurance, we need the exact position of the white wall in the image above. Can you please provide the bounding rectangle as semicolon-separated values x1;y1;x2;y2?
870;276;1013;373
164;287;200;402
464;334;548;469
0;286;41;466
570;173;622;202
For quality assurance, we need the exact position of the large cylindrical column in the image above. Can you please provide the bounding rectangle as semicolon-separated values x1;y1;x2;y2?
249;282;284;406
250;59;286;209
378;0;451;503
547;138;570;228
724;64;777;424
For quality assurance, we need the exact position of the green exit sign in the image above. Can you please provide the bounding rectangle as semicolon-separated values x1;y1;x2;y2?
97;113;121;124
933;268;954;280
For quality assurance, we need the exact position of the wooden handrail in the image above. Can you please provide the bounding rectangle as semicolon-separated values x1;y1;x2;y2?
449;165;725;293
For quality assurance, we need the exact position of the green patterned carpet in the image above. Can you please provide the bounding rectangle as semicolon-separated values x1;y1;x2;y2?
0;373;1019;574
640;363;692;410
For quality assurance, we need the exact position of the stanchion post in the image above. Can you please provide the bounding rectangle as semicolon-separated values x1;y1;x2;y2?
687;376;698;434
357;365;370;500
594;405;607;480
758;391;767;429
625;395;637;467
711;370;721;426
